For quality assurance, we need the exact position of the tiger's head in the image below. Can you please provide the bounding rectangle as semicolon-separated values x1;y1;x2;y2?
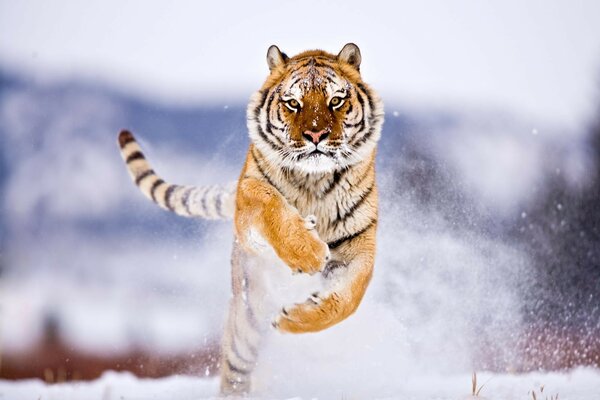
248;43;384;174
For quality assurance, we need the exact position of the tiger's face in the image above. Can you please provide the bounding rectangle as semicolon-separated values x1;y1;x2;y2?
248;43;384;174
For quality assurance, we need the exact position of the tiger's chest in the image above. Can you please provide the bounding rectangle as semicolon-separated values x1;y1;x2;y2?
279;174;362;244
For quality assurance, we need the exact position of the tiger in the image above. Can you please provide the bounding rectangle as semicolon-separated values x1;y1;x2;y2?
117;43;384;395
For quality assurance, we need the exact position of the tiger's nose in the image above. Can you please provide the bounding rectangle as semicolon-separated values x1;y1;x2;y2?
303;129;329;144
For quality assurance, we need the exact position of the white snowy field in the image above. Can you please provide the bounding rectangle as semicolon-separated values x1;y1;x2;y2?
1;368;600;400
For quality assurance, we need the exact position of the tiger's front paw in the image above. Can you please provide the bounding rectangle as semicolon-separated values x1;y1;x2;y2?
273;214;329;275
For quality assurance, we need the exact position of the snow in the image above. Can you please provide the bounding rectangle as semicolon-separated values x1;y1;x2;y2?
0;372;218;400
1;368;599;400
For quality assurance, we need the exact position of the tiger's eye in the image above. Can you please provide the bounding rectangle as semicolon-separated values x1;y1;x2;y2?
330;97;345;109
289;99;299;108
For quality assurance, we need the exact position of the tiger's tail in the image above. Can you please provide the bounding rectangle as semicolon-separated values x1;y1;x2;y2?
118;130;235;220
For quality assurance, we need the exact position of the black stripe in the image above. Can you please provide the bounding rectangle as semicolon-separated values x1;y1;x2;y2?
227;359;250;375
252;87;286;149
119;133;135;147
181;187;194;215
263;93;287;147
353;124;378;148
164;185;176;211
324;75;335;84
298;59;335;71
356;86;365;108
264;91;276;132
322;169;347;196
279;166;305;190
347;89;367;142
215;190;223;217
325;68;337;77
344;120;364;129
253;89;269;120
231;338;255;365
125;151;144;163
251;149;282;193
327;218;377;249
298;55;332;63
351;111;382;148
255;123;281;152
241;336;258;358
357;82;375;112
336;183;374;223
270;105;287;131
150;179;165;202
227;377;245;386
135;169;154;185
275;107;286;129
200;186;210;215
266;120;276;135
326;167;371;229
245;302;260;332
287;77;301;88
233;322;258;358
345;102;353;115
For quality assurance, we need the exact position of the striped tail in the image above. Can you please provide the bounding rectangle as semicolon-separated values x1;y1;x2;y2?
118;130;235;220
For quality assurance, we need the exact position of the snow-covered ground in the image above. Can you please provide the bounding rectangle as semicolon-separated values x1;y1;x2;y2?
1;368;599;400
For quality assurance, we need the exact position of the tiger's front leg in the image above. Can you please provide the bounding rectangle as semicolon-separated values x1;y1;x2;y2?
235;177;330;275
274;224;376;333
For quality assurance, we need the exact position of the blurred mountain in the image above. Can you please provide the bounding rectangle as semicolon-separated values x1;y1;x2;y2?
514;96;600;369
1;68;588;244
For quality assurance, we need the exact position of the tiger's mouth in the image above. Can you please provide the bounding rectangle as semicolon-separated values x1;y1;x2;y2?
287;140;345;171
301;147;333;159
288;143;344;173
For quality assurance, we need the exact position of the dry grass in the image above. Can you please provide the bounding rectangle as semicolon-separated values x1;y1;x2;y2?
471;371;490;397
471;372;561;400
530;385;559;400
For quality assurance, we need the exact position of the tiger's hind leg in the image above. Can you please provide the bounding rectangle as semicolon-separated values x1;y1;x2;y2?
220;242;269;395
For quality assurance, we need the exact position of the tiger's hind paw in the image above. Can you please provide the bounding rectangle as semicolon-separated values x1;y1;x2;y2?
273;291;342;333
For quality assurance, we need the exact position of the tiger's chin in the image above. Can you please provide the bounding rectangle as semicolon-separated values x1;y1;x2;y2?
293;153;339;174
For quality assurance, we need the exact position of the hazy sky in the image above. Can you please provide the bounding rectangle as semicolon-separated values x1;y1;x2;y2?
2;0;600;127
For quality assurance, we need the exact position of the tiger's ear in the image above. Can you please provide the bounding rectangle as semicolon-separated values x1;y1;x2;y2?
338;43;361;71
267;45;288;71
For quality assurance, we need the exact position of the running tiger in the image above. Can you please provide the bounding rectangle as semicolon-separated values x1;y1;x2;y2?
117;43;384;394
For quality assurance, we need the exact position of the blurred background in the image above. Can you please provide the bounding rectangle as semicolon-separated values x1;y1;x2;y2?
1;0;599;396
